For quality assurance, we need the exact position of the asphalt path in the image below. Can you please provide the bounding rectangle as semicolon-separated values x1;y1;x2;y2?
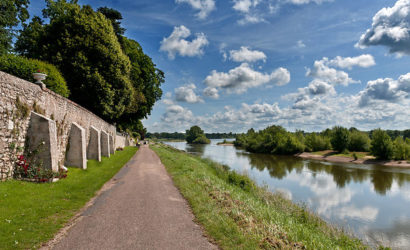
52;145;217;250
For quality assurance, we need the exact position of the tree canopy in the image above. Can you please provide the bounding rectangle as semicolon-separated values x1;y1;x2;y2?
186;126;210;144
15;1;164;133
0;0;30;54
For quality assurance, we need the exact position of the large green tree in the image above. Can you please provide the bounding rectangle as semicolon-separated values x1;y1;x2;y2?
331;126;350;152
16;0;133;121
370;129;394;160
0;0;30;54
186;125;210;144
16;2;164;133
97;7;164;126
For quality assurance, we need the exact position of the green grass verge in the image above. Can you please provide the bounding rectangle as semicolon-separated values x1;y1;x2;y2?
0;146;137;249
151;144;366;249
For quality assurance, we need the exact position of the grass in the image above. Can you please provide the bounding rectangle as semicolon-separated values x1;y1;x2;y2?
151;143;367;249
0;146;137;249
311;150;373;160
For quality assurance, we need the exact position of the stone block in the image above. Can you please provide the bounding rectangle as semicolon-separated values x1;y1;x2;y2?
109;135;115;155
26;112;58;172
87;126;101;162
65;122;87;169
100;131;110;158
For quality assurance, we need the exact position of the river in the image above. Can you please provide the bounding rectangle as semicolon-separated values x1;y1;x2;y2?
163;139;410;249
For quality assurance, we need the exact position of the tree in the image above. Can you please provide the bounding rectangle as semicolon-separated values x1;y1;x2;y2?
0;0;30;54
348;130;370;152
393;137;410;160
16;1;133;121
186;126;209;144
370;129;394;160
97;7;124;39
115;37;164;130
331;126;350;152
305;133;331;152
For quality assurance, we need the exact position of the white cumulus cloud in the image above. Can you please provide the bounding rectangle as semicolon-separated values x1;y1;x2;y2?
203;87;219;99
204;63;290;95
233;0;260;13
229;46;267;63
160;25;209;59
174;83;204;103
356;0;410;55
175;0;215;19
359;72;410;106
306;57;360;86
286;0;333;4
328;54;376;70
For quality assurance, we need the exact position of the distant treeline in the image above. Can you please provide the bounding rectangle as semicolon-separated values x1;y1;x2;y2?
234;125;410;160
146;132;237;140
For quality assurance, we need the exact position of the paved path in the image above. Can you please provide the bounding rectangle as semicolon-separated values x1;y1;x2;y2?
52;145;217;250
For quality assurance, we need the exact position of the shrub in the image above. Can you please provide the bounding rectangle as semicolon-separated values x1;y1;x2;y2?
0;54;69;97
348;130;370;152
393;137;410;160
227;171;253;192
192;134;211;144
305;133;331;152
370;129;394;160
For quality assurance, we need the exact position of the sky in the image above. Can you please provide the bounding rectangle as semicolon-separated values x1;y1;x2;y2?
28;0;410;133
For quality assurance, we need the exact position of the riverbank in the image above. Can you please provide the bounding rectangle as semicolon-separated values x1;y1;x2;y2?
298;151;410;167
0;147;138;249
151;143;367;249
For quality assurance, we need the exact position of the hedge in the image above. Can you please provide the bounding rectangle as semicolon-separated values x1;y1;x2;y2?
0;54;69;97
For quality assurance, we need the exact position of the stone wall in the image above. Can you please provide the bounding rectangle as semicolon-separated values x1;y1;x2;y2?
0;71;132;180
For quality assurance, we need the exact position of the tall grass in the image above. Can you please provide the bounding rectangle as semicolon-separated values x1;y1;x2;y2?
152;144;366;249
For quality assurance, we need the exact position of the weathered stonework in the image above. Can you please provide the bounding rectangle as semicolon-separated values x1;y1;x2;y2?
65;122;87;169
109;135;115;155
26;112;59;172
87;126;101;162
100;130;110;158
0;71;131;179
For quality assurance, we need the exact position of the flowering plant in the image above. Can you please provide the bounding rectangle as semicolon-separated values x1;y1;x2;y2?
36;69;46;74
14;155;68;182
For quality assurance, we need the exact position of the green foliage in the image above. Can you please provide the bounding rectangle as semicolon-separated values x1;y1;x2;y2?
331;126;350;152
348;130;370;152
16;3;163;134
115;37;164;129
0;54;69;97
192;134;211;144
16;1;133;121
0;0;29;54
186;125;210;144
97;7;125;38
305;133;331;152
371;129;394;160
393;137;410;160
234;125;304;155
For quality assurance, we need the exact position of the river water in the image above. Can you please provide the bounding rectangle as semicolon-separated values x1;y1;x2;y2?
163;139;410;249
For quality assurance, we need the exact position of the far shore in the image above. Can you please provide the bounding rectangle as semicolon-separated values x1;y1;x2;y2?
217;143;234;146
297;151;410;168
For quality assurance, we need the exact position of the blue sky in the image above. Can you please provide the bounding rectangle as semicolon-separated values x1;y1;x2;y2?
28;0;410;132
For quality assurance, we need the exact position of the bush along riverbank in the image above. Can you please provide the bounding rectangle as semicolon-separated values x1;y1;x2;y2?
151;144;367;249
234;125;410;164
0;146;138;250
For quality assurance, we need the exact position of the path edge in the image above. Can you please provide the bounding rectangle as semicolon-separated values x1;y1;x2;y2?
39;151;139;250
